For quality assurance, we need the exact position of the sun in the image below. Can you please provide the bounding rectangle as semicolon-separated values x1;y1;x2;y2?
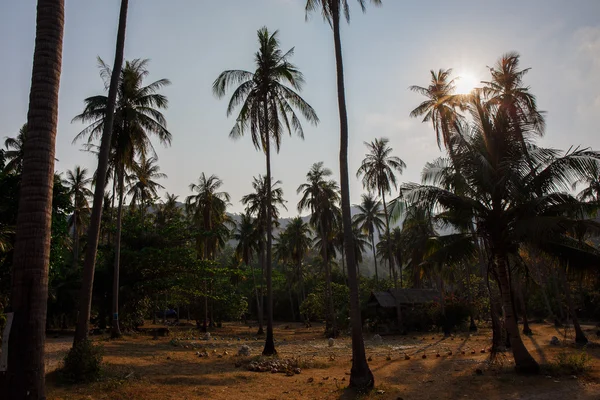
454;72;480;95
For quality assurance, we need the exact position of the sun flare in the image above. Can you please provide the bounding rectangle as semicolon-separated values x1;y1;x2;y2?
454;72;480;95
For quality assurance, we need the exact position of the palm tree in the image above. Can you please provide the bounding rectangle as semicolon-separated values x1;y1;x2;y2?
298;162;341;337
304;0;381;388
402;89;600;372
73;57;171;338
241;175;287;335
126;156;167;220
573;161;600;203
64;166;93;270
3;124;27;174
281;217;312;303
213;27;318;355
4;1;64;396
73;0;129;346
353;193;385;282
357;138;405;289
233;212;263;332
409;69;464;156
155;192;182;228
186;173;231;331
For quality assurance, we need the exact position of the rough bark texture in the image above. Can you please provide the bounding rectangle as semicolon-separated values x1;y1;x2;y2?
111;167;124;338
74;0;129;345
262;119;276;355
496;256;539;373
332;4;374;391
3;1;64;397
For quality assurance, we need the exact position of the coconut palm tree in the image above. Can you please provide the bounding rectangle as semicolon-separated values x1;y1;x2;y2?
213;27;318;355
73;0;129;346
402;88;600;373
298;162;340;337
281;216;313;302
304;0;380;388
357;138;405;287
573;161;600;203
353;194;385;282
126;156;167;220
409;69;465;156
233;212;263;332
73;57;171;338
3;124;27;174
241;175;287;335
186;173;231;330
5;1;64;396
155;192;182;228
64;166;93;270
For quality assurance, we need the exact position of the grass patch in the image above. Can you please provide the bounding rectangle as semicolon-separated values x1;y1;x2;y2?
544;349;592;375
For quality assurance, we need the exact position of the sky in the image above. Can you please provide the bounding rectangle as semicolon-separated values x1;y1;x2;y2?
1;0;599;217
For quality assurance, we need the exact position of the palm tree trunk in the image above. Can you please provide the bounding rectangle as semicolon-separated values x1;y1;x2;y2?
382;191;402;328
559;264;588;344
321;221;336;337
250;261;264;333
74;0;128;345
262;116;276;356
3;1;64;396
111;165;124;338
331;5;373;390
518;280;532;335
371;234;378;283
72;208;79;270
495;254;539;373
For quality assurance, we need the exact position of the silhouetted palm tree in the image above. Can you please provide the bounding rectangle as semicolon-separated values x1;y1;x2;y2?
304;0;381;389
3;124;27;174
214;27;318;355
64;166;93;270
298;162;340;337
126;156;167;220
353;193;385;282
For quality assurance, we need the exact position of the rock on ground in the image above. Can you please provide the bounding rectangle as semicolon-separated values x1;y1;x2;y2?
238;344;251;357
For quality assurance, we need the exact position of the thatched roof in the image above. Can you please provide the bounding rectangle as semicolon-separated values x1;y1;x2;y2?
368;289;440;308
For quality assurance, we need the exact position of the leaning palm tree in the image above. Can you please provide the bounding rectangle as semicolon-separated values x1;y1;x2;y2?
353;193;385;282
5;1;64;396
304;0;381;388
3;124;27;174
73;57;171;338
72;0;129;346
213;27;318;355
298;162;341;337
409;69;465;156
64;166;93;270
241;175;287;335
357;138;405;288
126;156;167;221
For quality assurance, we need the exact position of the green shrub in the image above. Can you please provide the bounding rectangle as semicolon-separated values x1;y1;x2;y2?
61;339;104;383
553;350;591;375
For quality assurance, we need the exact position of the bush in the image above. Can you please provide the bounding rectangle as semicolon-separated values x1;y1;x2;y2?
61;339;104;383
552;350;591;375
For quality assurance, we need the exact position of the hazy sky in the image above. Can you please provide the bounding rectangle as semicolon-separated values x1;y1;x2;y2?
1;0;599;217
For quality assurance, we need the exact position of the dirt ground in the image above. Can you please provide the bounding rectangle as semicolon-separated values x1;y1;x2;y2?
46;322;600;400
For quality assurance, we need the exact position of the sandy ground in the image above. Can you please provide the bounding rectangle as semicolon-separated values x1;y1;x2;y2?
45;322;600;400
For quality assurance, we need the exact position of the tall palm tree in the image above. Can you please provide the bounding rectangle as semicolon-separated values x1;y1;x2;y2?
186;173;231;331
304;0;381;388
409;69;465;156
64;166;93;270
357;138;405;288
155;192;181;228
281;216;312;302
213;27;318;355
126;156;167;220
241;175;287;335
233;212;263;332
298;162;340;337
73;57;171;338
402;89;600;372
73;0;129;346
353;193;385;282
4;1;64;396
3;124;27;174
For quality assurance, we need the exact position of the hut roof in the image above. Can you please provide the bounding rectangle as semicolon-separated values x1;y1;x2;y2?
369;289;440;308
